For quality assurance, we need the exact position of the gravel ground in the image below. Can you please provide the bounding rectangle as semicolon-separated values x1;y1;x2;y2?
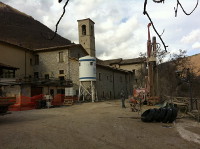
0;100;200;149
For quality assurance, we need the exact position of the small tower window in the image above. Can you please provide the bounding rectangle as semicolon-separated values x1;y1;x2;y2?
35;55;39;65
30;58;32;65
82;25;86;35
34;72;39;78
45;74;49;80
59;70;64;74
59;52;64;62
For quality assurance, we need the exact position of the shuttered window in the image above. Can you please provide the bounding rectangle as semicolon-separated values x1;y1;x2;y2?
59;52;64;62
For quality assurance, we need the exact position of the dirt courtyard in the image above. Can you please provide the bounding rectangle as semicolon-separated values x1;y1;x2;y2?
0;100;200;149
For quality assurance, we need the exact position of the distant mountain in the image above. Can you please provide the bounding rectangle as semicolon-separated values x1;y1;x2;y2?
0;2;71;50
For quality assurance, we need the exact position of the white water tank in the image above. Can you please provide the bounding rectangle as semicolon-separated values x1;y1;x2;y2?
79;56;96;81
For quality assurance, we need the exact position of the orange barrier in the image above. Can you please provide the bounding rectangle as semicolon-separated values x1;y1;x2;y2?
51;94;65;106
31;94;44;105
8;94;68;111
0;97;16;105
9;94;44;111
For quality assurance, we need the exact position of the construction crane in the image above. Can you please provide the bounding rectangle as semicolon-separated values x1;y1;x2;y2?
146;23;158;104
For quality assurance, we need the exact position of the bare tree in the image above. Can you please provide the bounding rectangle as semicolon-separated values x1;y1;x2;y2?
143;0;199;52
158;49;192;97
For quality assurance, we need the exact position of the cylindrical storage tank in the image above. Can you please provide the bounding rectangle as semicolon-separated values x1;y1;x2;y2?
79;56;96;81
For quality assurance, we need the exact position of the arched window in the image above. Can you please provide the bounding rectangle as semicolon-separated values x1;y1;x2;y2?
82;25;86;35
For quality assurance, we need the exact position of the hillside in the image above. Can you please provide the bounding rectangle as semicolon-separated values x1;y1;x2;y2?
0;2;71;49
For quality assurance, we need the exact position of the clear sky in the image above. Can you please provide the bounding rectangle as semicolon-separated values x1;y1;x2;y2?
2;0;200;60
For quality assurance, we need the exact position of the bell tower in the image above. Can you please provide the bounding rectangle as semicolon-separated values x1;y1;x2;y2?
77;18;95;57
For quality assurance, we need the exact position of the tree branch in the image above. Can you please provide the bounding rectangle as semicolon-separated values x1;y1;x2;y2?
41;0;70;40
144;0;199;52
153;0;165;3
174;0;199;17
160;29;165;37
143;0;168;52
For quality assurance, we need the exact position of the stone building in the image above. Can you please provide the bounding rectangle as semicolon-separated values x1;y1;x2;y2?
96;63;133;99
30;18;134;100
0;3;134;100
99;57;147;88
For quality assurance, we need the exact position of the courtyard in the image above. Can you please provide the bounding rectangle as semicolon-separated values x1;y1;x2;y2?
0;100;200;149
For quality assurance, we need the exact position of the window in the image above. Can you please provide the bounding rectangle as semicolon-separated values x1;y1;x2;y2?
59;70;64;74
59;52;64;62
57;89;65;94
50;89;54;96
107;76;109;80
1;69;15;78
30;58;32;65
35;55;39;65
0;69;3;78
45;74;49;80
99;73;101;81
90;62;93;65
82;25;86;35
34;72;39;78
59;76;65;81
0;88;2;96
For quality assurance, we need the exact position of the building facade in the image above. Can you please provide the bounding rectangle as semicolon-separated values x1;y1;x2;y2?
0;40;34;97
0;17;134;100
99;58;147;88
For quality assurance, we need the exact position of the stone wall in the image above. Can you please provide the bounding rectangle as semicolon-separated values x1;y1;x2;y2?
33;48;69;79
69;58;80;92
96;65;134;100
120;63;146;88
33;46;87;95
